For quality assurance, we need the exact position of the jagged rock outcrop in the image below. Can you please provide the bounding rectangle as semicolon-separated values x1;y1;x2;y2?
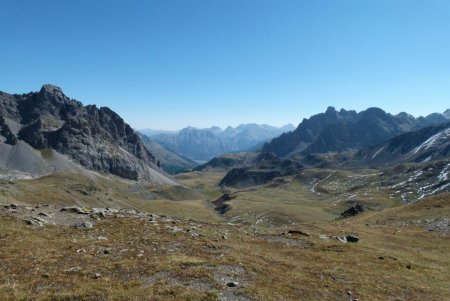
0;84;175;183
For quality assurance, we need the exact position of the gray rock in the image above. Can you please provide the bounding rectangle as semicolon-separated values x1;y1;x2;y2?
227;281;239;287
346;235;359;243
23;218;44;227
74;220;93;229
64;266;83;274
336;235;359;243
336;236;347;243
38;212;52;217
341;203;366;218
287;229;311;236
167;226;183;233
92;272;101;279
33;216;49;224
92;208;107;217
426;218;450;233
61;206;90;214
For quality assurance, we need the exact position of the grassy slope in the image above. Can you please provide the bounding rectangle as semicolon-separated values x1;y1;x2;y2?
0;194;449;300
0;169;448;300
0;172;221;222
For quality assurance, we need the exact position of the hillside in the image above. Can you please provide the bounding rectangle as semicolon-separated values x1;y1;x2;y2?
356;122;450;166
140;134;198;174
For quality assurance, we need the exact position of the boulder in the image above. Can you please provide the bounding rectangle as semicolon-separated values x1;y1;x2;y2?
340;203;366;218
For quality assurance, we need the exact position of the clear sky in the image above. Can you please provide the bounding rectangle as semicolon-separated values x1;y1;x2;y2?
1;1;449;130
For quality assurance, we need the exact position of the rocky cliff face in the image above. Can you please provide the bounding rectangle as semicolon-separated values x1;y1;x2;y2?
0;84;173;183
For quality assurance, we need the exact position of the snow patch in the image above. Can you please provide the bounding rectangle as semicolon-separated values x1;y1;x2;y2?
371;146;385;159
411;128;450;155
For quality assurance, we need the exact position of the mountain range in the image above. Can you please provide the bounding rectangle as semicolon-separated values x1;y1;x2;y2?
263;106;450;157
151;123;295;162
0;84;175;184
213;107;450;189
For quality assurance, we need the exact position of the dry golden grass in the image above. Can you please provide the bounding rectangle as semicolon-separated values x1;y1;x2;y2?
0;171;449;300
0;193;449;300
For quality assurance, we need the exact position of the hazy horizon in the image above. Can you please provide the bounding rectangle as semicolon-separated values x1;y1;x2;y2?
2;1;450;130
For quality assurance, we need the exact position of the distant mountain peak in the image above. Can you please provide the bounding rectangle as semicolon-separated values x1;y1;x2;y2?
443;109;450;119
325;106;337;114
40;84;63;94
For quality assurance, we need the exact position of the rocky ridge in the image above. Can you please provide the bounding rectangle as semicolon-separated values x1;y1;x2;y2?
0;85;175;183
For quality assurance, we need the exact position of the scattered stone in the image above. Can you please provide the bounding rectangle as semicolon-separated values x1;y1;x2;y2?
426;218;450;233
76;248;86;253
336;235;359;243
379;256;385;260
74;220;93;229
92;208;107;217
227;281;239;287
97;236;108;241
42;273;50;278
347;290;352;295
33;216;49;224
61;206;90;214
103;248;112;255
93;272;101;279
341;203;366;218
64;266;83;274
346;235;359;243
319;234;329;240
167;226;183;233
38;212;51;217
336;236;347;243
287;230;311;236
23;218;44;227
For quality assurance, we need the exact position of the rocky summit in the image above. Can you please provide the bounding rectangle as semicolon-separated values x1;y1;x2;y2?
0;85;175;183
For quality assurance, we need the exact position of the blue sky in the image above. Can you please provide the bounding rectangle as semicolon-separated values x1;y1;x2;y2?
1;0;449;130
